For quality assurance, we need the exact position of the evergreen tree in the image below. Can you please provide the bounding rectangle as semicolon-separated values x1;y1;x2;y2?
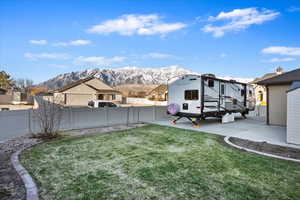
0;71;14;89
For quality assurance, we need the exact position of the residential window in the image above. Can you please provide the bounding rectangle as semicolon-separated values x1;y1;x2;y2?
98;94;104;100
184;90;199;100
208;79;214;87
112;94;116;100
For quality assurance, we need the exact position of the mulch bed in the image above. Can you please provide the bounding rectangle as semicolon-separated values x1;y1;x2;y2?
229;137;300;160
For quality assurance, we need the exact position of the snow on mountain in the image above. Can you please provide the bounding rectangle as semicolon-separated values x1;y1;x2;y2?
220;76;254;83
38;65;254;91
38;65;193;90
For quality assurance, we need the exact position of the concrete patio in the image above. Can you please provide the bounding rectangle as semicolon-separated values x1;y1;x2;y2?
152;116;300;149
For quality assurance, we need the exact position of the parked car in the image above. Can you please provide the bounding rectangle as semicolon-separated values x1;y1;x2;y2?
88;100;118;108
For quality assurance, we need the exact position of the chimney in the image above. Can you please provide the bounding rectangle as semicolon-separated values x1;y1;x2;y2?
275;67;284;75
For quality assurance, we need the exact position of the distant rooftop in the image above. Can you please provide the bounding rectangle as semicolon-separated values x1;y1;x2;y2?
251;67;284;84
257;68;300;86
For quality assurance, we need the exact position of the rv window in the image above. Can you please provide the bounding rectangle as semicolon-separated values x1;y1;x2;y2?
221;84;225;95
184;90;199;100
208;79;214;87
241;89;245;96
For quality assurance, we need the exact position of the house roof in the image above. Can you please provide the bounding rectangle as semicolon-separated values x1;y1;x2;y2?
85;84;120;94
257;68;300;86
287;81;300;93
55;76;94;92
147;84;167;96
250;72;281;84
54;76;119;93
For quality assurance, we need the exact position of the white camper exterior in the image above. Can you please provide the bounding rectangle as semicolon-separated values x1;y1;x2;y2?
168;74;255;120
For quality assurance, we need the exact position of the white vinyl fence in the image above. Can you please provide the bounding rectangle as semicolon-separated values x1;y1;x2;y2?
125;97;167;106
0;106;169;141
247;105;267;121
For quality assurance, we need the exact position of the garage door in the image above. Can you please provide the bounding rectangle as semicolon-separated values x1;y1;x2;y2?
66;94;94;106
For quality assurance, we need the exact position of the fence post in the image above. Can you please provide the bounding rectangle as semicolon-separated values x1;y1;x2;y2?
68;107;72;130
28;109;32;134
137;107;140;123
153;105;156;121
105;106;109;126
126;107;130;126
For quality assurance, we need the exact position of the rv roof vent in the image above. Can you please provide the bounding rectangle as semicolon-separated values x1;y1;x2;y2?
229;79;237;83
203;74;216;78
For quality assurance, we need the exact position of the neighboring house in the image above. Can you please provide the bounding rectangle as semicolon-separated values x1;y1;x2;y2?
251;67;284;105
0;87;23;105
0;88;12;104
147;84;168;101
52;77;122;106
0;88;8;95
287;81;300;145
257;68;300;126
0;90;28;105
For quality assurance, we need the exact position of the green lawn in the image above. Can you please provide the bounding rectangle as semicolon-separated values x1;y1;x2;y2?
21;125;300;200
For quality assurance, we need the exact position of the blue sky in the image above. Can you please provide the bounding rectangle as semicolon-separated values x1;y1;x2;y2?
1;0;300;84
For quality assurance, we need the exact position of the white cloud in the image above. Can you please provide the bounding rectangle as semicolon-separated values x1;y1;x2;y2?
86;14;187;36
287;7;300;12
54;40;91;46
220;53;227;58
202;8;279;37
144;52;177;59
24;52;70;60
262;46;300;56
74;56;125;66
262;57;296;63
29;40;48;45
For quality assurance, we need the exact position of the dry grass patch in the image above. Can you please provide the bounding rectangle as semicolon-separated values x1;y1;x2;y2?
21;125;300;200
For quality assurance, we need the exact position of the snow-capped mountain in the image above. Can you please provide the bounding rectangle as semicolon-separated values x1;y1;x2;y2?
220;76;254;84
38;65;194;90
38;65;254;90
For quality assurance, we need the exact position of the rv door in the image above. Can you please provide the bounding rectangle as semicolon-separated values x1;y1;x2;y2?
220;83;226;110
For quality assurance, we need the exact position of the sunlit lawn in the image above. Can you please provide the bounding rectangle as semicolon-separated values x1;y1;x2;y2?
21;124;300;200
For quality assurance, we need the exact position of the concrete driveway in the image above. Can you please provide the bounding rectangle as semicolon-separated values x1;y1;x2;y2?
152;116;300;149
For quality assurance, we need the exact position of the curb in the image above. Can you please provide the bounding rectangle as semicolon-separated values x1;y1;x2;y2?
11;144;40;200
224;136;300;163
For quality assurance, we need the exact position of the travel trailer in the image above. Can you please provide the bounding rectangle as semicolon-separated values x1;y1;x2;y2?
167;74;256;125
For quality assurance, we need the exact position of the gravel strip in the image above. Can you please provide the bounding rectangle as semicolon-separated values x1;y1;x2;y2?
224;136;300;163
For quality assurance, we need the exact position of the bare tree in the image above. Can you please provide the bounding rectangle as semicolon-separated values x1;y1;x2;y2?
15;78;34;92
33;95;63;138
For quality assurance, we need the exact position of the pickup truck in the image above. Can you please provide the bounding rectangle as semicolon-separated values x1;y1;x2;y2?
88;100;118;108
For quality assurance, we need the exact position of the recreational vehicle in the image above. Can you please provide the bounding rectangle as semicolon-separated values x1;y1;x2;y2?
167;74;255;125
